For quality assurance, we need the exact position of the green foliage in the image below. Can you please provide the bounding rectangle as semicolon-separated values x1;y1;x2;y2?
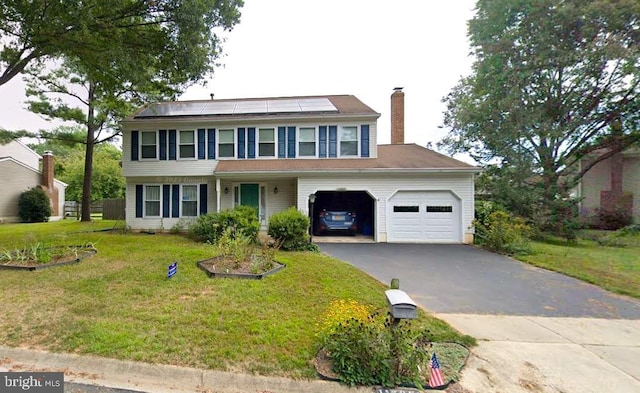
217;228;254;269
533;197;582;241
189;206;259;244
18;187;51;223
318;300;431;388
0;1;243;87
442;0;640;233
267;207;317;251
61;144;125;202
475;209;531;255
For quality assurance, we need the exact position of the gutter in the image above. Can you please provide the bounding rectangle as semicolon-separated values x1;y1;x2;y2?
213;167;482;177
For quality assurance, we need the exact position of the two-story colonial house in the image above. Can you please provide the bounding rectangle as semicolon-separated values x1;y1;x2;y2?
122;89;480;243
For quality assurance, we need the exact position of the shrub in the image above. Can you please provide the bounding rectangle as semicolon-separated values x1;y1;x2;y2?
267;207;317;251
217;227;254;269
475;210;531;255
18;187;52;223
317;300;430;388
595;207;633;230
189;205;260;244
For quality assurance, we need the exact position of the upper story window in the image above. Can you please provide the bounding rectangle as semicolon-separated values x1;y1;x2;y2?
179;130;195;159
145;185;160;216
218;129;235;158
299;127;316;156
259;128;275;157
182;185;198;216
141;131;157;159
340;126;358;156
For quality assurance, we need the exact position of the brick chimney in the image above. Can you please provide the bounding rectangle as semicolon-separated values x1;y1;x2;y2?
391;87;404;144
41;151;59;215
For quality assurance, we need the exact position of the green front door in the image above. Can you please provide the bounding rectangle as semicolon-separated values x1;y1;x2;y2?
240;184;259;210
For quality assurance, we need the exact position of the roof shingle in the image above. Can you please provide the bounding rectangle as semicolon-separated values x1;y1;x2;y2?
215;144;478;174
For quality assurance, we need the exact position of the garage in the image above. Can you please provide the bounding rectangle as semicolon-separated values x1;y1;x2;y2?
312;191;375;237
387;190;462;243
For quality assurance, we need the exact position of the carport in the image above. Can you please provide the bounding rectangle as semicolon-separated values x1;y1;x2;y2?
311;190;375;239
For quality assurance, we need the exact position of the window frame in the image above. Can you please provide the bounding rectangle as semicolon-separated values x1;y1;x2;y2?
140;131;158;160
298;126;317;157
144;184;161;217
178;130;196;159
217;128;236;159
181;184;199;217
339;125;359;157
258;127;276;158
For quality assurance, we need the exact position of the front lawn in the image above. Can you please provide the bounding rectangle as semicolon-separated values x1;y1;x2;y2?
517;230;640;299
0;220;473;379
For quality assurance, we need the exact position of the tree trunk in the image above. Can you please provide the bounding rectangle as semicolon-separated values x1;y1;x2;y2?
80;82;96;222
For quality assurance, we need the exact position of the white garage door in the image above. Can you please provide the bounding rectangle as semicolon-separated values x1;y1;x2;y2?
388;191;462;243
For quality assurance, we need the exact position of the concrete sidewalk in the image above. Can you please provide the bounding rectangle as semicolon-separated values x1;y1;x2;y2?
438;314;640;393
0;346;371;393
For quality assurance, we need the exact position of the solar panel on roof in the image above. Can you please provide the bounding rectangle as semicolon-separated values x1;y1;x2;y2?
135;97;338;118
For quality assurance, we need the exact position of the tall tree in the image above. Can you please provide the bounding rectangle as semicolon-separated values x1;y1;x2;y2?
0;0;242;87
441;0;640;229
2;0;242;221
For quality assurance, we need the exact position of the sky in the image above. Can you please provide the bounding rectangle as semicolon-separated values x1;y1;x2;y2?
0;0;477;159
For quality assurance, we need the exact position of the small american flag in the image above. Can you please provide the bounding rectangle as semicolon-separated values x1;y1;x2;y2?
429;352;446;388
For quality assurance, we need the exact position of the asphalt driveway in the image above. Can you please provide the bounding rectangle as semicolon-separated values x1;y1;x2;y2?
318;243;640;319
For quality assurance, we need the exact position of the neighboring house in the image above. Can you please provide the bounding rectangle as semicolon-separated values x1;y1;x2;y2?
121;89;481;243
0;140;67;222
577;147;639;223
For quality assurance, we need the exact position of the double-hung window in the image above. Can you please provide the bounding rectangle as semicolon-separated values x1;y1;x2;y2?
259;128;275;157
218;129;235;158
145;185;160;216
141;131;157;159
298;127;316;156
179;130;195;158
182;185;198;217
340;126;358;156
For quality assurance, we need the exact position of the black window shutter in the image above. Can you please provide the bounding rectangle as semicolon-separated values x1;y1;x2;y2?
131;131;139;161
277;127;286;158
361;125;370;158
247;127;256;158
159;130;167;160
168;130;177;160
135;185;143;217
287;126;296;158
199;184;208;215
197;128;206;159
238;128;246;159
207;128;216;159
319;126;327;158
328;126;337;158
171;185;180;217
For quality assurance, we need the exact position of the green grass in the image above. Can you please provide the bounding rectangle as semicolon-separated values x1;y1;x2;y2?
516;230;640;299
0;220;473;379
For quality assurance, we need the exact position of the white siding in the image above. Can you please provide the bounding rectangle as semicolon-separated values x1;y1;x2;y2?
297;173;475;243
0;140;40;170
217;179;297;227
0;160;41;222
123;160;217;177
125;179;217;231
368;122;378;158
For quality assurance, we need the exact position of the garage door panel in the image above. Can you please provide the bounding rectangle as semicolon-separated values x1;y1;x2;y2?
389;191;461;243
